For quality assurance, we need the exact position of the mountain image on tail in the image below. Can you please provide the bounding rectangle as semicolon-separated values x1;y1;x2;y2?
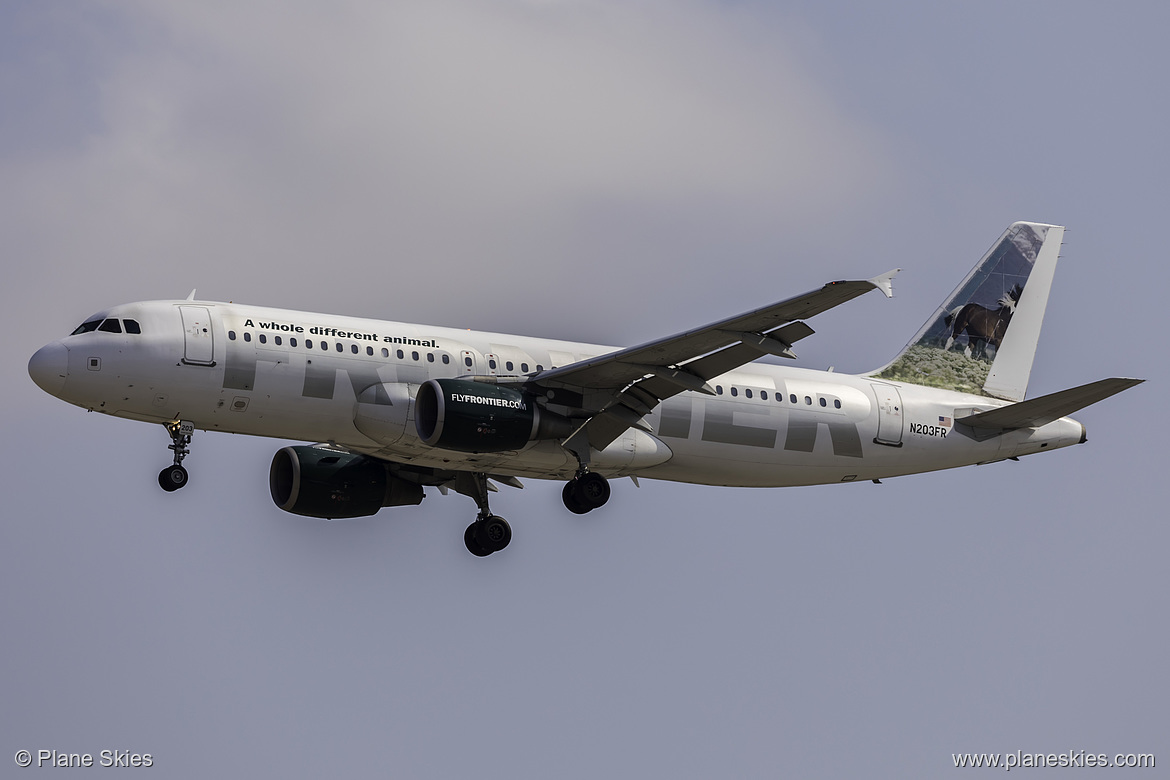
872;222;1059;400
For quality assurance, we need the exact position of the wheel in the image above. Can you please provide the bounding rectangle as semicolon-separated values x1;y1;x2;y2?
477;515;512;552
562;480;590;514
576;472;611;509
464;523;492;557
158;465;189;492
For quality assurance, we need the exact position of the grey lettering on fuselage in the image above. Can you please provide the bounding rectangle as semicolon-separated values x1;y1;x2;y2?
222;346;392;405
785;416;864;458
694;401;866;456
827;422;863;458
701;405;777;449
301;358;390;403
657;399;692;439
222;348;257;391
302;361;335;399
784;417;817;452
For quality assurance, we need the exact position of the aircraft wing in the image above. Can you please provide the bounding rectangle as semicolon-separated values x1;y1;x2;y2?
529;269;899;453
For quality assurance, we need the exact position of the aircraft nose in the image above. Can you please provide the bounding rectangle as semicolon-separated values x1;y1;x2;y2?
29;341;69;396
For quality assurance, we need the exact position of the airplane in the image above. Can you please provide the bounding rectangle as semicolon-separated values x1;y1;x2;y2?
28;222;1142;556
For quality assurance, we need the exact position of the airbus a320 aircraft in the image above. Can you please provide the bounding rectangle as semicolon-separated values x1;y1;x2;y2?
29;222;1141;556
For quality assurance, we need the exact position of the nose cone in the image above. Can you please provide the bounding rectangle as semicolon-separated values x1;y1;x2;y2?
29;341;69;396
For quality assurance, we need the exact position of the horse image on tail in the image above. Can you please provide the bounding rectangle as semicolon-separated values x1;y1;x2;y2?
943;284;1022;359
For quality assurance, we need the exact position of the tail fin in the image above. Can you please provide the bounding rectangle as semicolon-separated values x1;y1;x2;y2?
870;221;1064;400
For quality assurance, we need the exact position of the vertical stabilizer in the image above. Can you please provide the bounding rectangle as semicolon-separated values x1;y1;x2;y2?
870;222;1063;400
982;225;1063;400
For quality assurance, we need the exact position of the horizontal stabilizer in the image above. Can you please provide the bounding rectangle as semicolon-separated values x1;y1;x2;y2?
956;378;1144;430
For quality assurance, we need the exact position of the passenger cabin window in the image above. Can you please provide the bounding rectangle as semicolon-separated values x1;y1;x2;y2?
243;332;251;342
366;346;374;356
790;394;797;404
398;350;405;359
730;387;738;397
489;359;497;369
464;356;472;367
259;334;267;344
834;399;842;409
412;351;419;361
715;385;724;395
274;336;282;346
381;348;389;357
335;342;343;352
72;319;103;335
427;353;435;363
98;319;122;333
505;361;514;371
761;391;768;400
290;337;298;347
442;355;450;364
123;319;142;334
521;362;529;372
819;397;827;407
228;331;237;340
351;344;358;354
745;389;753;399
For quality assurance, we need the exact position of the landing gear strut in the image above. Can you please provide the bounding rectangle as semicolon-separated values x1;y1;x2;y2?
562;471;610;514
158;420;194;492
454;472;512;557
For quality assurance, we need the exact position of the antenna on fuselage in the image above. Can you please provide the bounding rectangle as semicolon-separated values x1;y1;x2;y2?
186;289;197;301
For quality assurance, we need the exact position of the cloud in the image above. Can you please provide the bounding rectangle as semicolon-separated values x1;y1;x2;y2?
2;1;892;343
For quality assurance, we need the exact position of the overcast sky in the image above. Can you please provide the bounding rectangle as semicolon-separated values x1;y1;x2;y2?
3;2;1166;777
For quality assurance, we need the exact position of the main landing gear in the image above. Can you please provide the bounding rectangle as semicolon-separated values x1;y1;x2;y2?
455;472;512;557
158;420;194;492
562;471;610;515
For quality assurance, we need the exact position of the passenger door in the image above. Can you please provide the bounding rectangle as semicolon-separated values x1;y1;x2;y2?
871;383;904;447
179;306;215;366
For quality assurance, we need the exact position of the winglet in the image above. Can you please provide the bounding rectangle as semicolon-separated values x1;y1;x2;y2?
869;268;900;299
186;289;197;301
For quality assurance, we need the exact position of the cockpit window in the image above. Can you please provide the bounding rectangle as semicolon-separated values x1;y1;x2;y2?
123;319;142;334
98;319;123;333
71;319;103;335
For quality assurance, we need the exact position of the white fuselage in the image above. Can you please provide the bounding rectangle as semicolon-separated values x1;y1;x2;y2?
33;299;1086;487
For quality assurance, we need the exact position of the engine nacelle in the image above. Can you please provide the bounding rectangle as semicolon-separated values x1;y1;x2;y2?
415;378;571;453
269;446;424;519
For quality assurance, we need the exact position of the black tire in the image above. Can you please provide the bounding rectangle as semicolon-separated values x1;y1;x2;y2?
158;465;189;492
479;515;512;552
464;523;492;557
577;472;610;509
562;480;590;514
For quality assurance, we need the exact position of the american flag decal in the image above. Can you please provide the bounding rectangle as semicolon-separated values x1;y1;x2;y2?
939;416;952;426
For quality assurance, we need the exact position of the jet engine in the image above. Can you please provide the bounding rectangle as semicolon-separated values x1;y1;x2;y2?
269;445;424;519
415;378;572;453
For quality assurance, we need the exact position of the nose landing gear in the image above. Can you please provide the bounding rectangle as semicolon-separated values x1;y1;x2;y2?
158;420;194;492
